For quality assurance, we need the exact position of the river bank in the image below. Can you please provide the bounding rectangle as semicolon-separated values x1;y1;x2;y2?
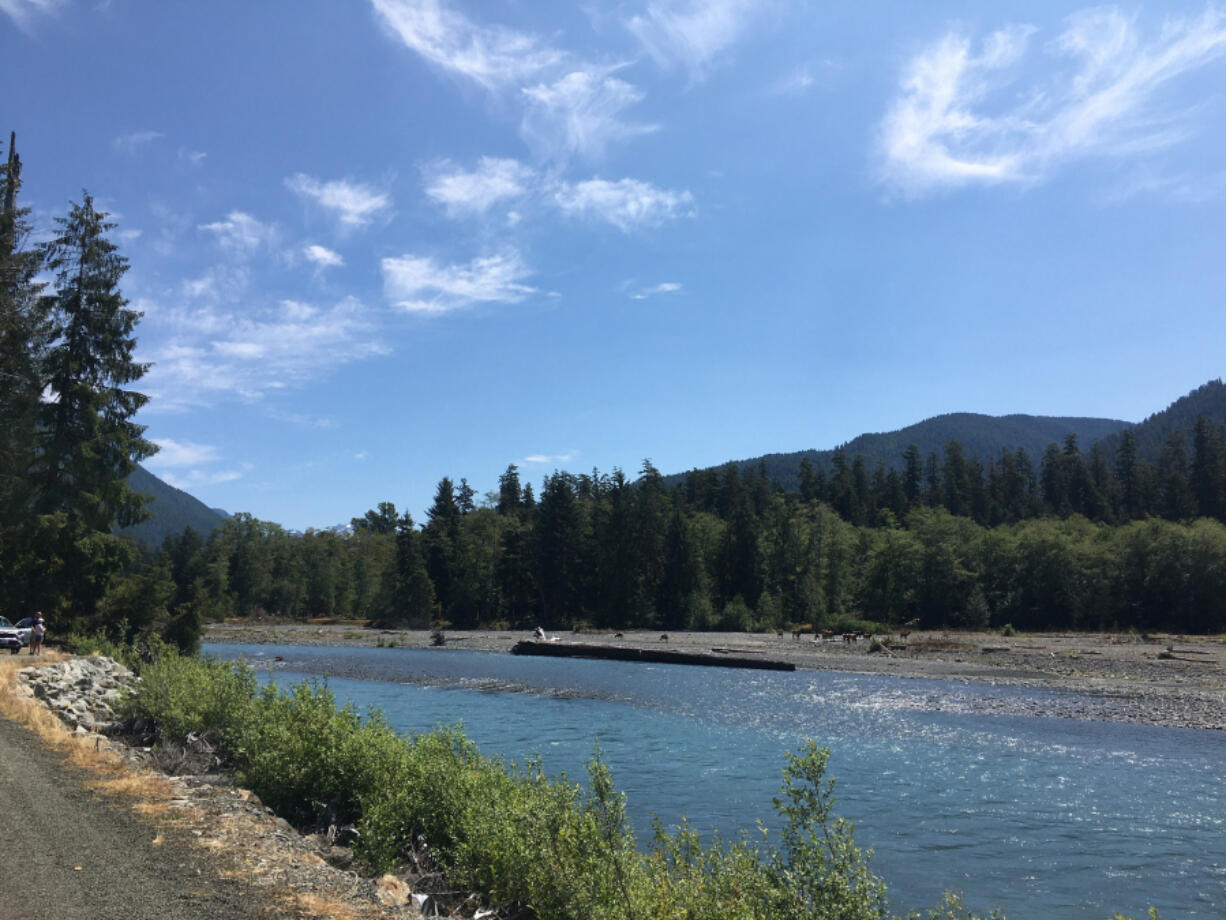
206;622;1226;731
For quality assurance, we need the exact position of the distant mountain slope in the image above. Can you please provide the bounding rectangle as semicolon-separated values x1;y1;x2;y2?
121;466;227;546
667;414;1133;493
1096;379;1226;462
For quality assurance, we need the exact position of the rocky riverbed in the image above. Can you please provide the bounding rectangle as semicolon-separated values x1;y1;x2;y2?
207;622;1226;731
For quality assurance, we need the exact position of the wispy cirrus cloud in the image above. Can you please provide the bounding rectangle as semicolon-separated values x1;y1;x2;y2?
1;0;65;31
878;6;1226;196
627;0;767;78
381;250;536;314
424;157;534;217
554;177;694;232
147;438;221;468
156;464;252;490
520;68;657;161
198;211;278;254
285;173;392;230
1105;166;1226;204
369;0;563;90
370;0;650;162
113;130;164;154
140;296;389;410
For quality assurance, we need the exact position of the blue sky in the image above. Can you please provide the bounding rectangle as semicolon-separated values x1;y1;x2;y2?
5;0;1226;530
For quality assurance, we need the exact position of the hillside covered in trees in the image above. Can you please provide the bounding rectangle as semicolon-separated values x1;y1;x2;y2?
121;465;228;546
141;378;1226;640
664;413;1133;494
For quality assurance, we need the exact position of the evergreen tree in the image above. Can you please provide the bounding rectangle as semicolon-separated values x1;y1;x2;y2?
352;501;399;534
1115;429;1140;521
1191;416;1225;521
798;455;820;503
535;473;584;627
1158;432;1195;521
457;477;476;514
497;464;522;515
0;132;49;593
658;502;701;629
901;444;922;507
424;477;463;621
384;512;436;627
35;192;155;530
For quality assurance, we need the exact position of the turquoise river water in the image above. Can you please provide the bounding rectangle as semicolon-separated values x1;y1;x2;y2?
204;642;1225;919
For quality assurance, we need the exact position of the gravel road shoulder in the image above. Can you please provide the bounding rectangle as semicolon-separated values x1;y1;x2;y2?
0;714;262;920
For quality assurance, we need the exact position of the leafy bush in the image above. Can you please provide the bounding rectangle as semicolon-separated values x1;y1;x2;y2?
127;652;258;744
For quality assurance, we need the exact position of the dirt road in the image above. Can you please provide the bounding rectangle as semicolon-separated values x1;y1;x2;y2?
0;716;263;920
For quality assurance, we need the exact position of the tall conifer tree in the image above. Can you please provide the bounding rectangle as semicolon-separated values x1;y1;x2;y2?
36;192;155;530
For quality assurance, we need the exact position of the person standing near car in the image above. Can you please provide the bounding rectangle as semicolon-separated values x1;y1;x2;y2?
30;612;45;656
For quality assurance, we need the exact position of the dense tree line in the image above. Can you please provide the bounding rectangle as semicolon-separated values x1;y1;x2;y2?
143;452;1226;637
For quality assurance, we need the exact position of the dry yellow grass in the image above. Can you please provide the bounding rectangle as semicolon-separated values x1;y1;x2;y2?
280;891;365;920
0;652;171;799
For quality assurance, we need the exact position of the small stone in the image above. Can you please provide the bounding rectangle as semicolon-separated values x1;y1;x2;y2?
375;874;411;907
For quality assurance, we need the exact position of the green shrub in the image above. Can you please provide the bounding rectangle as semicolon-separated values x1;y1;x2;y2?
999;623;1017;637
128;653;257;744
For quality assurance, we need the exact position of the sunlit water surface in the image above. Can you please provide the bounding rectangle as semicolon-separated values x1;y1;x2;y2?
204;642;1225;919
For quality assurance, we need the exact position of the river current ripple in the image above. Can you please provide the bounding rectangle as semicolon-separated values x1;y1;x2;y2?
205;643;1225;920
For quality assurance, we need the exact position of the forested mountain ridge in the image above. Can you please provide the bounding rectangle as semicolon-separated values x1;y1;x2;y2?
120;466;228;546
1095;379;1226;462
680;413;1131;493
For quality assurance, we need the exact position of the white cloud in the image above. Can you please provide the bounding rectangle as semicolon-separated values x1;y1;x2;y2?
1105;167;1226;204
303;244;344;269
178;148;207;167
159;464;252;490
0;0;63;29
627;0;766;78
145;439;247;490
522;451;579;465
369;0;563;90
425;157;534;217
381;250;536;314
768;64;816;96
371;1;652;163
140;296;389;410
879;7;1226;196
521;69;657;161
113;130;164;154
631;281;683;300
285;174;392;230
147;438;221;468
198;211;277;254
212;341;266;360
554;177;694;231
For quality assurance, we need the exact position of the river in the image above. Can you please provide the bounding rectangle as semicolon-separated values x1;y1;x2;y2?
204;642;1225;919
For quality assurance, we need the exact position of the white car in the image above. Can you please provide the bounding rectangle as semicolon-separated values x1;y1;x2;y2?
14;616;38;647
0;617;21;654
